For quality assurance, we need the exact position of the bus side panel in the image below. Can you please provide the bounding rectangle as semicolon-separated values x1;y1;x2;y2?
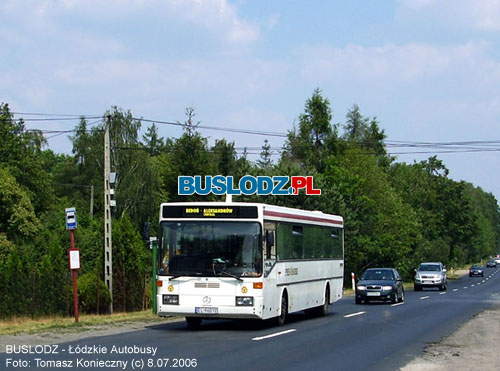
275;260;343;313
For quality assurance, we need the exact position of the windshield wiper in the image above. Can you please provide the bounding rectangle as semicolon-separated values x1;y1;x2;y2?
168;272;203;280
213;269;243;281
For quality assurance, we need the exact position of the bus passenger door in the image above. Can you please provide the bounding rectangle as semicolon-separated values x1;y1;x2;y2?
264;223;277;276
263;222;279;319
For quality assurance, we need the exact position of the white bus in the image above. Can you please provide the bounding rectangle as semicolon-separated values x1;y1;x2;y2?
156;202;344;328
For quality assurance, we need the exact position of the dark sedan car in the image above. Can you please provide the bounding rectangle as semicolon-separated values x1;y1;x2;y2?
469;265;484;277
355;268;405;304
486;259;497;268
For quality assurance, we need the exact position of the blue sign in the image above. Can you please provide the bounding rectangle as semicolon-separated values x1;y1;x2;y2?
65;207;77;230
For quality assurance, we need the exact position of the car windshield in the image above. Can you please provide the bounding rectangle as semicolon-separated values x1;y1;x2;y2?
158;221;262;277
361;269;394;281
418;264;441;272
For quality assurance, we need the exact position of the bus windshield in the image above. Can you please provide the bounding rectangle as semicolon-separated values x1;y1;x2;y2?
158;221;262;278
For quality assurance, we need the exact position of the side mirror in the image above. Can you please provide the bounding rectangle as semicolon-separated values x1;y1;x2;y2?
266;231;275;247
265;231;274;259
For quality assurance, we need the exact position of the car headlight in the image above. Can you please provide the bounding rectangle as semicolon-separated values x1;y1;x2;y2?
382;286;393;291
356;285;366;291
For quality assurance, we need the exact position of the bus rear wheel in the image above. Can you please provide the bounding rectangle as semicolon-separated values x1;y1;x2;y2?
318;286;330;316
185;317;202;329
275;294;288;326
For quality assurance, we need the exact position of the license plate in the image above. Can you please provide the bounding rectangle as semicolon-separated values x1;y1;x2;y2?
367;292;381;297
195;307;218;314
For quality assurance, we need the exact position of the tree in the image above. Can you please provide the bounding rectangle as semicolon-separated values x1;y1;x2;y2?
0;167;41;242
0;103;54;213
142;123;164;156
111;215;150;311
343;104;392;167
284;89;339;172
257;139;273;169
212;139;238;176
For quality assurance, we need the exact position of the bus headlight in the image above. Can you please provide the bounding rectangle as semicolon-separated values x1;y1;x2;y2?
236;296;254;306
163;294;179;305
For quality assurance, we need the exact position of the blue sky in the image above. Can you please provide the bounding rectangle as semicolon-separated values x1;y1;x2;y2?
1;0;500;200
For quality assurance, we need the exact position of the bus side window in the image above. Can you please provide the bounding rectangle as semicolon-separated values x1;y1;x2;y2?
292;226;303;259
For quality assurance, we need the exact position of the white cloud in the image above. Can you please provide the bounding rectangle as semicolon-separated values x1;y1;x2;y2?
297;42;500;89
168;0;260;43
0;0;260;44
397;0;500;31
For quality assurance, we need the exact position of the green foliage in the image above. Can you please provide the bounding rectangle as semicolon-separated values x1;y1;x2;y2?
0;103;54;213
112;215;150;312
1;94;499;319
284;88;338;172
0;166;41;240
77;272;111;314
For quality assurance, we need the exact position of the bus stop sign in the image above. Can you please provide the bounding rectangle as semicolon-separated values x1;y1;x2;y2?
65;207;77;230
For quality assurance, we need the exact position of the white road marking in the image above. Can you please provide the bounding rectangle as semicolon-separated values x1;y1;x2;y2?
453;289;458;292
463;287;468;289
439;292;446;295
471;284;475;287
391;302;405;307
420;296;430;300
344;311;366;318
252;329;296;341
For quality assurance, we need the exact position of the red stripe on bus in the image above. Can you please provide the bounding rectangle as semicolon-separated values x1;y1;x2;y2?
263;210;343;226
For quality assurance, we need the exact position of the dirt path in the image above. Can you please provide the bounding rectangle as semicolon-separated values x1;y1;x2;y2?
401;306;500;370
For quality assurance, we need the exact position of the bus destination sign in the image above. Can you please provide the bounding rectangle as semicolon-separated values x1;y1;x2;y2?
162;205;258;219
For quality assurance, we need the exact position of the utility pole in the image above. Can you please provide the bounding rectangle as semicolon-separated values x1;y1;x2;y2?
90;185;94;218
104;114;113;313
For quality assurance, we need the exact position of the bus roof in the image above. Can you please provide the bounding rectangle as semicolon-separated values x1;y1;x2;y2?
159;202;343;227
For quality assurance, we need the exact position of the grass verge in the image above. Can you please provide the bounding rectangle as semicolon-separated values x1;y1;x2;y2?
0;310;169;336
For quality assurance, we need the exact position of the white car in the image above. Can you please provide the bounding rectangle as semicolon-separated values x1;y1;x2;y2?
494;257;500;265
414;262;447;291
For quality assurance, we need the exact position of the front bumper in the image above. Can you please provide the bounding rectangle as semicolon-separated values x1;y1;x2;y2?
469;271;483;276
414;278;443;287
157;295;264;320
356;289;394;301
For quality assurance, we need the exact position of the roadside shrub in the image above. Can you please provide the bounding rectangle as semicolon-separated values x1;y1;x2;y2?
77;272;111;314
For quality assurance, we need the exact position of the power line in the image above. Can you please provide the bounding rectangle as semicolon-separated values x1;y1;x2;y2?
11;111;101;117
10;111;500;156
136;117;288;138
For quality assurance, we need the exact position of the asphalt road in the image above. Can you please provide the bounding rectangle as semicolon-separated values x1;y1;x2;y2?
2;267;500;371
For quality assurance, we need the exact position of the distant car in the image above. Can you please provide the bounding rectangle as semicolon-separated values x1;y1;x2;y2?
355;268;405;304
414;262;447;291
469;265;484;277
486;259;497;268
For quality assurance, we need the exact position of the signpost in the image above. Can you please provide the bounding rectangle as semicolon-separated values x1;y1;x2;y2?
65;207;80;322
